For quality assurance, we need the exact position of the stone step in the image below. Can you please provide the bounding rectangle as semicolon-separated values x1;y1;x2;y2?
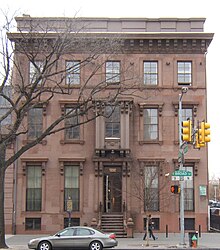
101;213;127;238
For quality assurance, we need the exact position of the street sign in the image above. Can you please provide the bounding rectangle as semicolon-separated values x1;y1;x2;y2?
172;170;192;181
172;175;192;181
172;170;192;177
67;198;73;212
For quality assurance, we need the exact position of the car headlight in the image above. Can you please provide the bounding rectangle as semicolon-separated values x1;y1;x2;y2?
29;239;38;244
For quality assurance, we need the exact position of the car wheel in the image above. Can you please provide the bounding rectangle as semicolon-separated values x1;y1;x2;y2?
89;241;103;250
38;241;52;250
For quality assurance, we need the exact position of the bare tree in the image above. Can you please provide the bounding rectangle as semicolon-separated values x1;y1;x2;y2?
130;161;170;246
0;14;136;248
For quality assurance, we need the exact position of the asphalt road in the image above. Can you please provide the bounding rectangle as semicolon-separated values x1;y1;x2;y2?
2;232;220;250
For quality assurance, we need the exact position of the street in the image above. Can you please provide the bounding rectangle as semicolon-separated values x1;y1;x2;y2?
2;232;220;250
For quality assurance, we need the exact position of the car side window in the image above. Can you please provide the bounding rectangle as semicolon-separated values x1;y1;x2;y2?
59;228;74;236
75;228;92;236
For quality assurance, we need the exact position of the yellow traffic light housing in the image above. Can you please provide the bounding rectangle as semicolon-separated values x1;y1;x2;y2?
195;130;205;149
182;119;192;142
201;122;211;143
195;121;211;148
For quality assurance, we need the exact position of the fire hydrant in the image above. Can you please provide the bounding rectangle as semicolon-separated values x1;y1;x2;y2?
191;235;198;248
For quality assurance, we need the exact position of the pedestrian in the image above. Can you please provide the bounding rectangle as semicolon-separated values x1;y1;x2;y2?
143;214;157;240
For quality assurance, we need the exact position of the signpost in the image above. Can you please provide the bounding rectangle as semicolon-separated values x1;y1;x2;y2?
67;196;73;227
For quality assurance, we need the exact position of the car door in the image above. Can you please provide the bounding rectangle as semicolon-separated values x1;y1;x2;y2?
51;228;75;248
72;228;93;248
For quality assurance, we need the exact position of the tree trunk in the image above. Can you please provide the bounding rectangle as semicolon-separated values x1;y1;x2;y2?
0;145;8;248
145;216;149;246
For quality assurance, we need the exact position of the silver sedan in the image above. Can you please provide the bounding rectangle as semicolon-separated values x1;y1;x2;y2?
28;226;118;250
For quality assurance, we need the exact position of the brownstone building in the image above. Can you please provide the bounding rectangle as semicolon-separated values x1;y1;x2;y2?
4;16;213;236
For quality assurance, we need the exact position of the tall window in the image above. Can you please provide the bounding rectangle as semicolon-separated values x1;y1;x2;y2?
30;61;44;84
0;86;12;129
64;165;79;211
145;166;159;211
66;61;80;85
64;107;80;140
26;165;42;211
143;108;158;140
106;61;120;83
177;61;192;85
105;105;120;138
184;166;194;211
143;61;158;85
28;107;43;139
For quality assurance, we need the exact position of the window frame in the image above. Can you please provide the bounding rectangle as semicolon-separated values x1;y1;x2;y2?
27;107;43;140
105;61;120;84
105;105;120;139
144;166;159;211
29;60;44;85
25;218;41;230
183;165;194;211
143;108;158;141
177;61;192;85
143;61;158;86
64;106;80;140
26;165;42;211
66;60;81;85
64;164;80;212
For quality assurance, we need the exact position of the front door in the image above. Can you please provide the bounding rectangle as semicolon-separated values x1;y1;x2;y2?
104;166;122;213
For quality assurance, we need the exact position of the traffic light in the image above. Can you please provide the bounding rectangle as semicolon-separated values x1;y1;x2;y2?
201;122;211;143
181;119;192;142
171;185;180;194
195;130;205;149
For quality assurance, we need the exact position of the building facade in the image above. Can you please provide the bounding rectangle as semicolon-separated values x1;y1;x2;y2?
4;16;213;235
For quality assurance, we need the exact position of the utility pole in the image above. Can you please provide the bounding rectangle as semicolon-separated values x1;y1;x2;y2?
178;87;188;246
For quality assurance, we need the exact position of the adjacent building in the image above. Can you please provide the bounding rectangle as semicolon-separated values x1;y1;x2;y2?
4;16;213;235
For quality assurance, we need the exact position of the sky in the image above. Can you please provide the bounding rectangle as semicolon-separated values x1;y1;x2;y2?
1;0;219;179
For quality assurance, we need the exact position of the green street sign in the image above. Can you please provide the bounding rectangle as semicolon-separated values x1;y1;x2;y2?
172;170;192;177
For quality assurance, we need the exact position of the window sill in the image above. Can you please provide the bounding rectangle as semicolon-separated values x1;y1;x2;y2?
22;139;47;145
60;139;84;145
139;140;162;145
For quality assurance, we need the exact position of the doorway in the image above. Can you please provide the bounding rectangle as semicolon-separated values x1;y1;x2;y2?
103;166;122;213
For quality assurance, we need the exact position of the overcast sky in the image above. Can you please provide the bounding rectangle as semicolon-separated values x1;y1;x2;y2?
1;0;219;178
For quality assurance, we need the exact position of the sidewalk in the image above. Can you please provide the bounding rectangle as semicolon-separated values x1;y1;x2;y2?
2;232;220;250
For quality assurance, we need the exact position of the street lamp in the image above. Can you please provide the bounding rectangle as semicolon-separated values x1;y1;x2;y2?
178;87;188;246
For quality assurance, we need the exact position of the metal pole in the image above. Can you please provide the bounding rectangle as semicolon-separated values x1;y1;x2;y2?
178;87;188;246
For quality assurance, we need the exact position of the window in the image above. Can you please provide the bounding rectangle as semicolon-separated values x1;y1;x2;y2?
64;107;80;140
64;165;79;211
143;108;158;141
144;166;159;211
28;107;43;139
66;61;80;85
184;166;194;211
64;218;80;228
0;86;12;130
25;218;41;230
143;61;158;85
184;218;195;230
106;61;120;83
58;228;75;236
30;61;44;84
105;105;120;138
177;61;192;85
75;228;93;236
182;108;193;121
26;165;42;211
